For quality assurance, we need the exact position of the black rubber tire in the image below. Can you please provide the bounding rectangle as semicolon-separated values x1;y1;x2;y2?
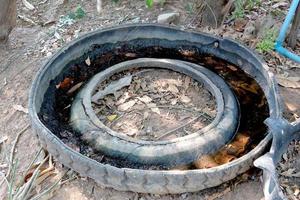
29;24;282;194
70;58;239;167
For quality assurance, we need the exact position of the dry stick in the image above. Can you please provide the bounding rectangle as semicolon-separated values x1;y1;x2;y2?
0;124;30;187
15;155;50;200
155;113;205;140
16;147;43;188
30;170;70;200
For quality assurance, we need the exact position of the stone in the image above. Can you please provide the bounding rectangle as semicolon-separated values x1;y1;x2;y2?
157;12;180;24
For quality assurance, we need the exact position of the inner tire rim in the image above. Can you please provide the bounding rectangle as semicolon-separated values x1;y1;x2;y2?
70;58;240;166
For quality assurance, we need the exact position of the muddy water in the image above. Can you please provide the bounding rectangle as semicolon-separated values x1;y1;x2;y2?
39;41;269;169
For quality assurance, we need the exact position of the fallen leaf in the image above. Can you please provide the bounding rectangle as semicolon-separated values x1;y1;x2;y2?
85;57;91;66
226;133;250;156
194;155;218;169
13;105;29;114
180;95;191;103
234;19;247;32
171;164;191;170
170;99;177;105
92;75;132;102
277;76;300;88
137;95;152;103
67;82;83;94
118;100;137;111
0;136;8;144
147;103;160;114
107;114;117;121
22;0;35;10
168;84;179;94
56;77;73;89
214;150;236;164
227;65;238;71
125;53;137;57
116;92;131;105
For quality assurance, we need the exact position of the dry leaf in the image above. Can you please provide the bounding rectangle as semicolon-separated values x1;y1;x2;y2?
137;95;152;103
277;77;300;88
168;84;179;94
22;0;35;10
226;133;250;156
171;164;190;170
116;92;131;105
147;103;160;114
56;77;73;90
180;95;191;103
13;105;29;114
0;136;8;144
67;82;83;94
170;99;177;105
85;57;91;66
118;100;137;111
92;75;132;102
107;114;117;121
184;76;191;89
125;53;137;57
194;155;218;169
214;150;236;164
227;65;238;71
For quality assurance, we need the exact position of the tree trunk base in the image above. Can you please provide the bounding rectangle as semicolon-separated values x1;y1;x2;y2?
0;0;16;43
195;0;233;28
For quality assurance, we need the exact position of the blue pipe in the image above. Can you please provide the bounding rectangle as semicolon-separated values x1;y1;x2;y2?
275;0;300;63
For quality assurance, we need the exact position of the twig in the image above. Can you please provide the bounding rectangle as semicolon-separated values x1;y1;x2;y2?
155;114;205;140
17;147;43;187
22;0;35;10
15;155;49;200
30;170;69;200
6;124;30;182
18;15;38;26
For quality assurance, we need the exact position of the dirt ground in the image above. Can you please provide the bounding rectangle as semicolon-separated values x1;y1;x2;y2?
0;0;300;199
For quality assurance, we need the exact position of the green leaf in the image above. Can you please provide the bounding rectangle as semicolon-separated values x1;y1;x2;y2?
146;0;154;8
75;5;86;19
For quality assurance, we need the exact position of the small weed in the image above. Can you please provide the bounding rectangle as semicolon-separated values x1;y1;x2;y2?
146;0;154;8
145;0;165;8
68;5;86;20
256;28;278;53
185;2;195;14
232;0;261;19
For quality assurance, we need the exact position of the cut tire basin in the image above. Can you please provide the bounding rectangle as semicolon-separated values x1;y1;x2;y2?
29;24;299;197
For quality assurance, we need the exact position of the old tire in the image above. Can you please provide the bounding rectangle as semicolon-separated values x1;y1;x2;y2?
29;24;282;194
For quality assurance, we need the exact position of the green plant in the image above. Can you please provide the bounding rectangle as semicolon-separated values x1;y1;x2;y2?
146;0;154;8
185;2;195;14
256;28;278;53
145;0;165;8
231;0;261;19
